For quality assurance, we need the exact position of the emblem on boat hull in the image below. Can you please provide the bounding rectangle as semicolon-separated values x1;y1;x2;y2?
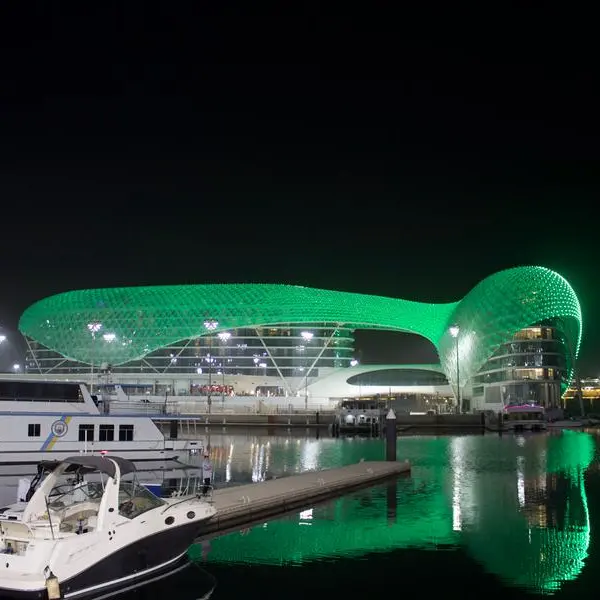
51;420;68;437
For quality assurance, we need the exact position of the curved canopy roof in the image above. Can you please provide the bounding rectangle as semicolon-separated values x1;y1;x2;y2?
62;455;136;478
19;266;581;389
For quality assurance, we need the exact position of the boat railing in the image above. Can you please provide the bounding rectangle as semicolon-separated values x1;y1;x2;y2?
165;482;214;503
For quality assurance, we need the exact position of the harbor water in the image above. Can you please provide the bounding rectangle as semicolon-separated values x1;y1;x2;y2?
1;428;599;599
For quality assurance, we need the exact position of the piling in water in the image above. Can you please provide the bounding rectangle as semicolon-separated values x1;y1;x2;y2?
386;409;397;461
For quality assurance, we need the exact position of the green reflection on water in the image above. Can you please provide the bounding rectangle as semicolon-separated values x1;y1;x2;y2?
190;431;594;594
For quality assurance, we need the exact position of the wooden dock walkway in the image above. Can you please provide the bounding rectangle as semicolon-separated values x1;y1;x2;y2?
199;460;410;537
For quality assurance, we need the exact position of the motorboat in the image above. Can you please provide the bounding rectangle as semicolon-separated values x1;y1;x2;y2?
0;454;216;599
0;458;204;520
503;403;547;432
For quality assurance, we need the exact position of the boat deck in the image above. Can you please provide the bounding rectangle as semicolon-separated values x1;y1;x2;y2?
199;460;410;537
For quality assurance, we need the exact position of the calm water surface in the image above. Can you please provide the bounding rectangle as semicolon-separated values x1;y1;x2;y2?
5;429;600;599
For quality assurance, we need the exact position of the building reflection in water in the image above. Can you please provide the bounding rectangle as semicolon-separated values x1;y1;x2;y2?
456;431;593;593
225;443;234;483
191;430;594;594
451;436;464;532
193;432;343;485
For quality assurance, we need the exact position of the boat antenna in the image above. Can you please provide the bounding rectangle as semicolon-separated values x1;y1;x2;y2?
44;496;56;540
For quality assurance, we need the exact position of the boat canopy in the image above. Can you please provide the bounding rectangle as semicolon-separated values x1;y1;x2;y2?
62;455;136;478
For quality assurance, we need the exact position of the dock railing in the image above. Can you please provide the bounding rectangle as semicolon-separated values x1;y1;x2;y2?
108;398;336;416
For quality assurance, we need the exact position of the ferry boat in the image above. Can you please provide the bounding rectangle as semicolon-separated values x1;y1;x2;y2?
503;403;547;432
0;379;201;464
0;454;216;599
332;399;381;436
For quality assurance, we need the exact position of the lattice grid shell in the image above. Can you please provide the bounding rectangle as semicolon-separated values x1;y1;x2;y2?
438;267;582;395
19;266;581;391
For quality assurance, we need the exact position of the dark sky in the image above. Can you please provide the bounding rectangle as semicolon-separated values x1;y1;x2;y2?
0;6;598;373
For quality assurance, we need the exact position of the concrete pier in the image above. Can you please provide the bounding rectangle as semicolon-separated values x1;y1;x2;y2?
198;460;410;537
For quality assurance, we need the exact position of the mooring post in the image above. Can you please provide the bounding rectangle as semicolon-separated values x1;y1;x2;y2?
386;409;397;461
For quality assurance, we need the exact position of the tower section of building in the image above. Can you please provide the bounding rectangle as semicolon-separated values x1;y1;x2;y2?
437;267;581;410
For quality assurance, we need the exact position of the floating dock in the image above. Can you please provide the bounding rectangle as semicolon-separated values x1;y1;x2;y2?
199;460;410;537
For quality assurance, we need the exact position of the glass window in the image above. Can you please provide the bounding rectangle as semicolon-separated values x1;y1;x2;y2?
78;424;94;442
28;423;41;437
118;480;165;519
99;424;114;442
0;381;83;403
347;369;448;387
119;424;134;441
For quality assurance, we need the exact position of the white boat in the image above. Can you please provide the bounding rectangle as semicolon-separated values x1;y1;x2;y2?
0;454;216;599
0;459;205;524
503;403;548;432
0;379;202;464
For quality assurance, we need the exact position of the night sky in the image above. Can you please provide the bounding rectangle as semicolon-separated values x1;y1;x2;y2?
0;7;597;373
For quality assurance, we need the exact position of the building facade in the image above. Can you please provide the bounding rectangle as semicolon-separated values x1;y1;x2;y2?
18;266;582;410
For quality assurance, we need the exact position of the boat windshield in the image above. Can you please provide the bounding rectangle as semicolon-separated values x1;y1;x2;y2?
118;479;165;519
47;481;104;508
44;481;104;532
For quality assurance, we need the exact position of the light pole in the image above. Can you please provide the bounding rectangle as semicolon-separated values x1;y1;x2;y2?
87;321;102;394
301;331;313;411
218;332;231;405
0;335;6;373
449;325;460;414
203;319;219;414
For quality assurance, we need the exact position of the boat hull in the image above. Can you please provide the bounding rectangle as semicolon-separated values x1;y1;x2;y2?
0;520;208;599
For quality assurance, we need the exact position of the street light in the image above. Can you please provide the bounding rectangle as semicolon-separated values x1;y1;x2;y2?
449;325;460;413
87;321;102;394
203;319;219;413
218;332;231;404
0;335;6;344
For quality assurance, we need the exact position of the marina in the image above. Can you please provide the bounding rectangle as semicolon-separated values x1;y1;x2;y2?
0;438;409;599
0;425;598;599
1;12;597;600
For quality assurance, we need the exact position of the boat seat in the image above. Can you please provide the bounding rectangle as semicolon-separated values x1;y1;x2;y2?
62;501;99;522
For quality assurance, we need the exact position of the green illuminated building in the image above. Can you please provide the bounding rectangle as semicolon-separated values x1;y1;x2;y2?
18;266;581;409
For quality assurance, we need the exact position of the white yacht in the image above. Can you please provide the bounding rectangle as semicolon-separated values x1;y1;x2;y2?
503;403;548;432
0;379;201;464
0;454;216;599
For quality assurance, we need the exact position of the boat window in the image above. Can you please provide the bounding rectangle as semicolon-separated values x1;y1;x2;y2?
0;381;83;403
99;424;114;442
45;481;104;533
28;423;41;437
118;480;165;519
119;424;134;441
48;481;104;507
78;424;94;442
